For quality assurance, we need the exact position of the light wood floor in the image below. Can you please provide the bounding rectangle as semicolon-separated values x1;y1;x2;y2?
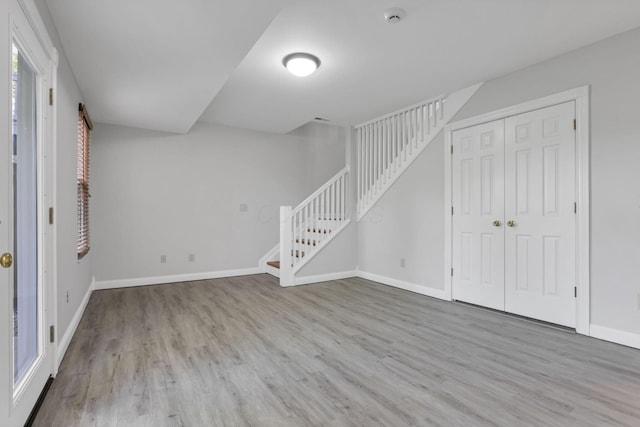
35;275;640;426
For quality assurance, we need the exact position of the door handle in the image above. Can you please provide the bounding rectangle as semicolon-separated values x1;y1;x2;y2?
507;220;517;227
0;253;12;268
493;220;502;227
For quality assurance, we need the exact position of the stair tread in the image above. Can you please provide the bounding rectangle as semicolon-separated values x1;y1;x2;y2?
267;261;280;269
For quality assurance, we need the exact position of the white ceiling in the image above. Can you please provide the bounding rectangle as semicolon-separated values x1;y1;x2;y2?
46;0;640;134
44;0;293;133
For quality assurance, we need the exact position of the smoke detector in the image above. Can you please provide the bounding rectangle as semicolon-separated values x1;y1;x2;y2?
384;7;406;24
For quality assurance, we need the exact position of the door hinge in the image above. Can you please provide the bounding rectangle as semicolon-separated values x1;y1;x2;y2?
574;287;577;298
49;207;54;225
451;268;454;277
451;145;453;154
451;206;454;216
49;325;55;343
573;119;576;130
574;202;577;214
49;88;53;106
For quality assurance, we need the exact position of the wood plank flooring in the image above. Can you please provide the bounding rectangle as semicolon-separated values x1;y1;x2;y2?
34;275;640;426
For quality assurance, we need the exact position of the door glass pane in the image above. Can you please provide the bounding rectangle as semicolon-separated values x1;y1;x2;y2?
12;43;39;385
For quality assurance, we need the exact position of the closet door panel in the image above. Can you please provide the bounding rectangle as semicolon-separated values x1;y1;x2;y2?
452;120;505;310
504;102;576;327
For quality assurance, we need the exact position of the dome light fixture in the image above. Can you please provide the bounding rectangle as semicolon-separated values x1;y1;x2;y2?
283;52;321;77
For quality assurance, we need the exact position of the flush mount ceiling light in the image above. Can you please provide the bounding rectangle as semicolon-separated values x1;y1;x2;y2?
283;52;321;77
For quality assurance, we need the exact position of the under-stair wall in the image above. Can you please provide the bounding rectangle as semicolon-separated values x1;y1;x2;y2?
357;130;449;299
294;223;357;284
355;83;483;298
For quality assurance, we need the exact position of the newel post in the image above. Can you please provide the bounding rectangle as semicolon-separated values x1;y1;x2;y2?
279;206;294;287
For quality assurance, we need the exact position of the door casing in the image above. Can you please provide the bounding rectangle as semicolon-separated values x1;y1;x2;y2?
1;0;58;425
444;86;590;335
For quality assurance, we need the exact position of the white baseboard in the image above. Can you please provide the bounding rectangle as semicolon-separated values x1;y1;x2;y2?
94;267;263;290
356;270;449;301
57;276;95;369
589;324;640;350
294;270;357;286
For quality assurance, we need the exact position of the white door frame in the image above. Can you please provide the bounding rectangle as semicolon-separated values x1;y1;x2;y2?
444;86;590;335
2;0;57;424
12;0;58;374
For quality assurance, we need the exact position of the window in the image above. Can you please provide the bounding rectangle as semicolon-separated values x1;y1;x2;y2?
77;103;93;258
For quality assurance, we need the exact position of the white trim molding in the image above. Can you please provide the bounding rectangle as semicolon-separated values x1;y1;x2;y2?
56;277;94;371
294;270;357;286
17;0;57;64
444;86;591;335
590;325;640;350
357;270;449;301
94;267;262;290
9;1;61;399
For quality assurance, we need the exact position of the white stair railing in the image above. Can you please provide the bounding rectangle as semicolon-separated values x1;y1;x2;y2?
355;84;482;221
356;95;444;220
279;167;350;286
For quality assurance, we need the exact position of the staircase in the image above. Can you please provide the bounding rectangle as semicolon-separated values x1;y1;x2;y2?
355;84;482;220
261;83;482;286
263;167;350;286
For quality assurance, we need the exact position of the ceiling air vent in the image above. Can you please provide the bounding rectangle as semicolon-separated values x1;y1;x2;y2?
314;117;330;122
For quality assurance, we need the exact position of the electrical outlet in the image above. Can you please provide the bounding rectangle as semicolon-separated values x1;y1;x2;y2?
160;255;167;264
188;254;195;262
400;258;406;268
66;290;69;303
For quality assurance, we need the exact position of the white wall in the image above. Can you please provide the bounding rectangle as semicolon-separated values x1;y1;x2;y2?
357;132;445;291
357;26;640;338
296;224;357;280
289;121;347;188
34;0;93;341
91;121;347;284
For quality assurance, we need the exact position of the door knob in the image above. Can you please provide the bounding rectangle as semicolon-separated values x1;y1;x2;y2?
507;220;517;227
493;220;502;227
0;253;12;268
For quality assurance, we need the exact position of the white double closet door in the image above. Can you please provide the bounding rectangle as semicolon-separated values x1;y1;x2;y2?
452;102;576;327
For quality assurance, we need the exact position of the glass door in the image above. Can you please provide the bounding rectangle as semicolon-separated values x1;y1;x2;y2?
1;4;55;425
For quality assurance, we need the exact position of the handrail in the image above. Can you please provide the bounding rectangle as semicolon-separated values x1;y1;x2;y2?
291;167;349;217
355;93;446;129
